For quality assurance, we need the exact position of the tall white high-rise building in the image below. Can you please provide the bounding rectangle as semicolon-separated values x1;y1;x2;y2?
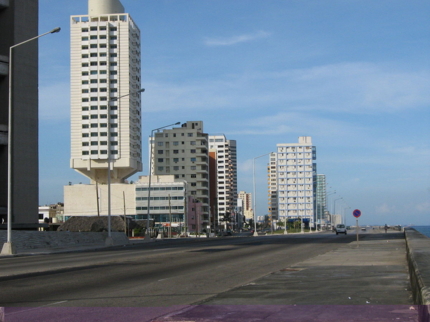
275;137;317;227
70;0;142;184
209;135;237;229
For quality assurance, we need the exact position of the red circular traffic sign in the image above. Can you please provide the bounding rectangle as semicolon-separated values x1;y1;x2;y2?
353;209;361;218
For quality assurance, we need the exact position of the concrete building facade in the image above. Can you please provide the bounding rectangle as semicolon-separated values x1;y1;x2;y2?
151;121;210;232
275;136;317;227
70;0;142;185
238;191;253;221
209;135;237;229
0;0;40;228
135;175;186;224
316;174;327;227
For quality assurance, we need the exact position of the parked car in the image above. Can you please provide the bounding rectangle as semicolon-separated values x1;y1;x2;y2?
335;224;347;235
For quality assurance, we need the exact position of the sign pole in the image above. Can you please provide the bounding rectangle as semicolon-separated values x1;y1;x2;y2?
352;209;362;249
356;218;359;248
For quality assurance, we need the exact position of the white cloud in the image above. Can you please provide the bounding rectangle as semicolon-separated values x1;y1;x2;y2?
143;62;430;117
375;203;394;215
204;31;271;46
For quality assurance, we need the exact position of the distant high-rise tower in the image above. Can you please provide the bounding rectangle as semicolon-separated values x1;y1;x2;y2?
209;135;237;229
70;0;142;184
316;174;326;227
275;137;316;227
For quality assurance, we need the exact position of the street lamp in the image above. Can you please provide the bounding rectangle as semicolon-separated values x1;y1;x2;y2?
145;122;181;242
2;27;61;256
105;88;145;246
252;152;272;237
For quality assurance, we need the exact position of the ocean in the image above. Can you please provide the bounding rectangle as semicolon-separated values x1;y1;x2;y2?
412;226;430;238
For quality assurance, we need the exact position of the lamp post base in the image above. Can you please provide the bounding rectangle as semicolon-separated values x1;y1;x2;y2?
105;236;114;246
144;232;152;242
253;231;259;237
1;242;16;255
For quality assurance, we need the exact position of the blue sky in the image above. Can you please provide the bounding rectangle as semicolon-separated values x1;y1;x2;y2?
38;0;430;225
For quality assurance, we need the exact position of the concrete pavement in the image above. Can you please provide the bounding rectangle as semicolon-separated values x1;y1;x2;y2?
1;229;427;321
154;231;419;322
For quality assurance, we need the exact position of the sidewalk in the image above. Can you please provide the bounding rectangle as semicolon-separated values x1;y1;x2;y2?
154;232;419;322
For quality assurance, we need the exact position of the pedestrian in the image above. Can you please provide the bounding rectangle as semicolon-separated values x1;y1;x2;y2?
384;224;388;233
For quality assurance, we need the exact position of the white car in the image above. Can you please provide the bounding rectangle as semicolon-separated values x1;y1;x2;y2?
335;224;347;235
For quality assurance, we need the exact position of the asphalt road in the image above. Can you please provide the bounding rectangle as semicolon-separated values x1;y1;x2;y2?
2;232;402;321
0;233;353;303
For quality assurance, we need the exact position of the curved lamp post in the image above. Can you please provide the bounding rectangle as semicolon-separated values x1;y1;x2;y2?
145;122;181;242
105;88;145;246
2;27;61;256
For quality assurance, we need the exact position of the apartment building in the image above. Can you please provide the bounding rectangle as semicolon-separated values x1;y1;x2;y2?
0;0;40;229
70;0;142;184
267;153;278;226
316;174;327;228
275;137;317;228
238;191;253;221
209;135;237;229
151;121;210;232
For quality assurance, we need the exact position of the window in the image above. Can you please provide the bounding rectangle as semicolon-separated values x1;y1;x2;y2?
90;88;98;93
91;141;98;146
90;44;97;49
82;63;89;67
191;166;196;170
91;133;98;137
190;149;196;153
90;124;98;128
157;150;163;154
82;116;89;120
82;151;89;155
90;106;98;110
188;133;193;137
191;174;196;178
82;89;89;93
158;158;163;162
91;150;98;155
82;80;89;85
190;158;196;162
82;45;88;50
110;71;117;75
82;124;89;129
173;141;179;146
173;150;179;154
82;133;89;137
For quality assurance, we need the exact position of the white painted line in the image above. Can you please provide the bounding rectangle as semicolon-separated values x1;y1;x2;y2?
6;301;69;316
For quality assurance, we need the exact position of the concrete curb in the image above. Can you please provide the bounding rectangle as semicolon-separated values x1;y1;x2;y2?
0;231;129;256
404;228;430;322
